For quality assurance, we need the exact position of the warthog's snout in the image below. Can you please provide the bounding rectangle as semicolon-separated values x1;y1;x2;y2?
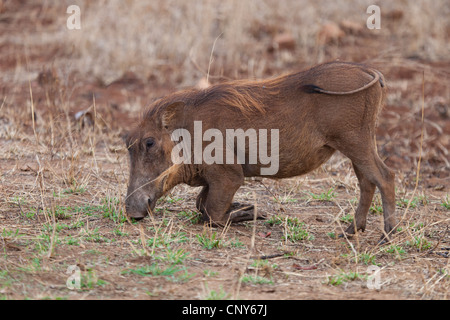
125;190;156;220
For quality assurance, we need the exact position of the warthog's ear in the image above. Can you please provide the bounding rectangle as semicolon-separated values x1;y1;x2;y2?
161;101;186;130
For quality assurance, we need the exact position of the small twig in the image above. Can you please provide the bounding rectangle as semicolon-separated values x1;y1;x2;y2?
206;33;222;85
16;200;25;217
250;253;285;260
292;258;325;270
259;180;286;213
429;225;449;258
335;204;358;258
233;192;258;300
127;240;143;257
138;224;151;257
399;70;425;228
47;201;57;259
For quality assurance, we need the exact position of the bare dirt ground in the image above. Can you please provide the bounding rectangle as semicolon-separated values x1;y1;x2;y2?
0;1;449;300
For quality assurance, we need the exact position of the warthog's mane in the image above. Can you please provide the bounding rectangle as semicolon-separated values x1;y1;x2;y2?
143;80;280;120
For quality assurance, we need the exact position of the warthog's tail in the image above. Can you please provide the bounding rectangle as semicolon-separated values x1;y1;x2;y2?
302;68;385;95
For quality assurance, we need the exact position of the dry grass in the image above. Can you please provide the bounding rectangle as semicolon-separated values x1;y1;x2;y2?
4;1;448;84
0;0;449;300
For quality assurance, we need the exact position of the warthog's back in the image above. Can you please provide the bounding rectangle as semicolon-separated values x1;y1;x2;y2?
145;61;385;122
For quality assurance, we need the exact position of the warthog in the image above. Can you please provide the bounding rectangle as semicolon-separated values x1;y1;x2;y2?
124;61;396;241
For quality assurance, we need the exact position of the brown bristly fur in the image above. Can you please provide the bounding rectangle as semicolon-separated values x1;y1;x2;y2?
126;61;396;242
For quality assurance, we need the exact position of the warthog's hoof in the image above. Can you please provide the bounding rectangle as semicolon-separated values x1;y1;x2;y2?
228;202;266;222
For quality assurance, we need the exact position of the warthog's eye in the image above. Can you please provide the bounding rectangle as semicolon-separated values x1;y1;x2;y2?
145;138;155;150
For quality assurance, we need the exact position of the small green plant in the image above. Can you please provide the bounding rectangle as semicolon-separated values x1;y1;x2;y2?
122;263;182;277
0;270;14;290
327;271;366;286
203;270;218;277
53;206;73;219
441;195;450;210
81;269;107;290
68;220;85;229
22;208;38;219
370;204;383;214
229;237;245;248
251;259;278;270
286;222;311;242
147;231;188;248
339;214;354;224
10;196;27;205
113;228;128;237
101;196;126;223
437;268;449;279
383;245;406;258
82;228;111;243
203;285;230;300
63;185;87;194
369;197;383;215
122;262;194;283
265;215;284;226
274;195;298;203
161;196;183;204
241;274;273;285
417;194;429;206
265;215;312;242
35;233;60;254
66;236;79;246
396;197;418;209
340;252;378;265
172;269;196;283
307;188;336;202
157;248;189;265
285;217;311;242
409;222;425;231
178;210;202;224
42;220;85;233
358;253;377;265
405;235;432;251
31;258;42;271
1;228;21;238
84;249;102;255
197;231;222;249
76;204;103;217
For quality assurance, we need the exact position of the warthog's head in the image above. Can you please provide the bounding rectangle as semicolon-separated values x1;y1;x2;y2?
124;101;186;220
